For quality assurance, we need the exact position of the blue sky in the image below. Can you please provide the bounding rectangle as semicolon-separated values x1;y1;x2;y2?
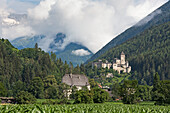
13;0;41;4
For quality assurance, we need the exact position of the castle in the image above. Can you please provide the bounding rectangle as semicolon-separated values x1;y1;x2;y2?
92;52;131;74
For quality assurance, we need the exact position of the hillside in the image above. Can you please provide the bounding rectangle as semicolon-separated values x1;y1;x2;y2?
0;38;92;99
0;38;67;93
86;1;170;64
88;22;170;85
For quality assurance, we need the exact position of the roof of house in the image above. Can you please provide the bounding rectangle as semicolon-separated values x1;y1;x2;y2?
62;74;90;86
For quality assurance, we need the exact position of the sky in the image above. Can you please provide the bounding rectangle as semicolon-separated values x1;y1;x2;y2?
0;0;168;53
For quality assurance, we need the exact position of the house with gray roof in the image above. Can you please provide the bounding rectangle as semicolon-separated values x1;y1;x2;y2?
62;74;90;98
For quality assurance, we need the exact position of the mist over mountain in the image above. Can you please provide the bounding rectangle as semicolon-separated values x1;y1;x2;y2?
86;1;170;64
11;33;93;66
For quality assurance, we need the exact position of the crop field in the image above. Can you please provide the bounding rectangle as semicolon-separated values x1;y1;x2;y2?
0;103;170;113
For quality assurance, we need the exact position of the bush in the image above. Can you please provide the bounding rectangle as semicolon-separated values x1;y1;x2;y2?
42;99;57;105
92;88;110;103
74;88;109;104
16;91;36;104
74;90;93;104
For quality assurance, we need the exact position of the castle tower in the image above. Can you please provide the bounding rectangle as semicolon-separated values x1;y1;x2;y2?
121;52;125;65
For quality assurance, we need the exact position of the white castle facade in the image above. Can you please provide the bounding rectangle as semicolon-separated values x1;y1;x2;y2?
92;52;131;74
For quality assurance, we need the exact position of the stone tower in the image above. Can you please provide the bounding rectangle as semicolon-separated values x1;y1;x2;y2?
121;51;125;65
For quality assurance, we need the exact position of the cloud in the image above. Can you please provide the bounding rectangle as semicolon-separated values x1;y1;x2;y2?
1;0;168;53
0;17;2;37
28;0;56;20
2;25;35;40
127;0;167;21
72;49;91;56
136;9;162;26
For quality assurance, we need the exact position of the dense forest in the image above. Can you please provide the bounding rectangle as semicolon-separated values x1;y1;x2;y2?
87;22;170;85
0;39;86;98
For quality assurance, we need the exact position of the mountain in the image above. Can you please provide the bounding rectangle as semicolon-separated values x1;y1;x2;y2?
11;35;45;49
11;33;93;66
86;1;170;64
88;21;170;85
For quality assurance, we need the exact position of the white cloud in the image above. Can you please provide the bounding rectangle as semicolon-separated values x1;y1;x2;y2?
127;0;167;21
1;0;168;53
136;9;162;26
72;49;91;56
2;25;35;40
28;0;56;20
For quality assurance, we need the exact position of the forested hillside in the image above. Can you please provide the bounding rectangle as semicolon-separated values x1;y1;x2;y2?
90;22;170;85
0;39;85;97
86;1;170;63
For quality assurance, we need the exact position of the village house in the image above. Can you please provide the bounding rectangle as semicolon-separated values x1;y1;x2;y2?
62;74;90;98
92;52;131;74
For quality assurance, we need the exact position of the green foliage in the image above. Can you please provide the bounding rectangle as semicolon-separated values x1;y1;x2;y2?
152;73;170;105
111;82;121;99
0;82;7;97
44;75;58;89
44;86;58;99
89;79;98;88
74;90;93;104
138;85;152;101
29;77;44;99
12;80;26;97
57;83;70;99
120;80;140;104
74;88;109;104
92;88;110;103
16;91;36;104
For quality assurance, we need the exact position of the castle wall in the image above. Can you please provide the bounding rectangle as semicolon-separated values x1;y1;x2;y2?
92;52;131;73
116;59;121;64
102;63;107;68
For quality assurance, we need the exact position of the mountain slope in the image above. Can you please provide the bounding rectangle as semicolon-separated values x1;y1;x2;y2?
86;1;170;64
11;35;45;49
11;33;93;66
91;22;170;85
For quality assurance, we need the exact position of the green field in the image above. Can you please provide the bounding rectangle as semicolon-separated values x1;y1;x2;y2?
0;102;169;113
